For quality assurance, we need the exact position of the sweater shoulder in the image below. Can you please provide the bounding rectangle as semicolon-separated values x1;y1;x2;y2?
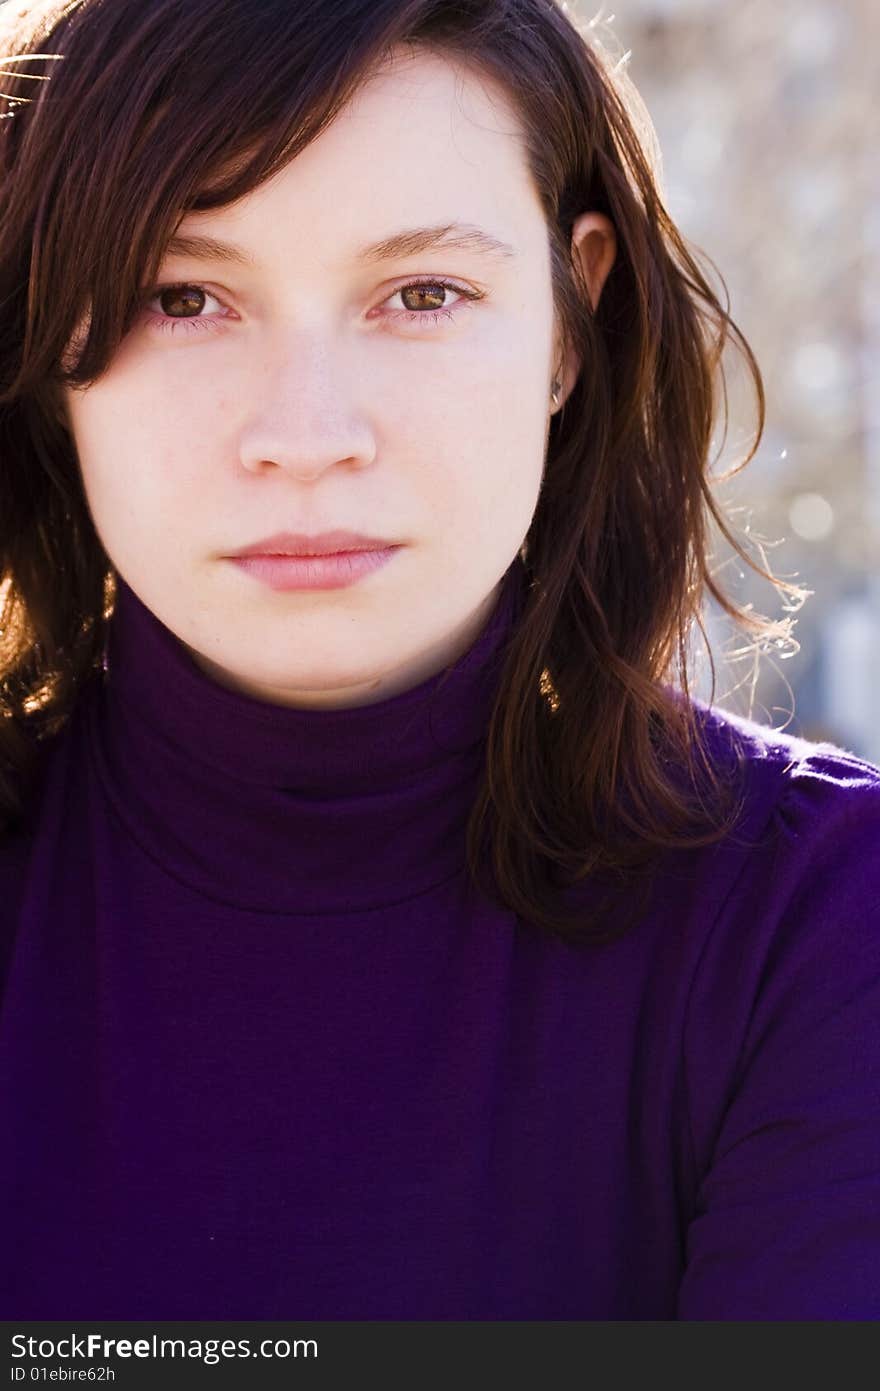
647;696;880;980
674;704;880;1316
0;724;72;983
678;698;880;1140
687;695;880;849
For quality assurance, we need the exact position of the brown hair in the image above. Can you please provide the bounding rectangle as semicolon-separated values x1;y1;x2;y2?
0;0;807;944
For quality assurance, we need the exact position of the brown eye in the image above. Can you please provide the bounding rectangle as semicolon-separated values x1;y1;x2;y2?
155;285;208;318
379;277;483;329
397;283;450;312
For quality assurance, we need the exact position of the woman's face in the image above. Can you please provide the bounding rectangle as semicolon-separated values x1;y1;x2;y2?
61;48;604;710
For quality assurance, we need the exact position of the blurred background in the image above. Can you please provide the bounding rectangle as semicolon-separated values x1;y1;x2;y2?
576;0;879;760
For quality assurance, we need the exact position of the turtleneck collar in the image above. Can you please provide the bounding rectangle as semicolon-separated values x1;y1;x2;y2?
85;556;530;914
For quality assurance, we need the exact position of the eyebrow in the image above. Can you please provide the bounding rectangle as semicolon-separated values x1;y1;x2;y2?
161;221;519;268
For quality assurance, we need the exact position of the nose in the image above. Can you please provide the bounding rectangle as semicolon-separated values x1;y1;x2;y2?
236;334;376;479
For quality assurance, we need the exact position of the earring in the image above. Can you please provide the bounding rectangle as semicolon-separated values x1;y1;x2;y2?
550;377;562;408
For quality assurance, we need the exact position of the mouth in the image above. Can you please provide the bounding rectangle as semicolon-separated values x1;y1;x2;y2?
227;545;401;592
229;530;399;559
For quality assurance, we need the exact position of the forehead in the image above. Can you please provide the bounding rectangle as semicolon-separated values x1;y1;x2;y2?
320;44;531;173
172;47;544;266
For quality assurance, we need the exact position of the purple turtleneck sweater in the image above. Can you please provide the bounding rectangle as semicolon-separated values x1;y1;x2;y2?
2;555;880;1320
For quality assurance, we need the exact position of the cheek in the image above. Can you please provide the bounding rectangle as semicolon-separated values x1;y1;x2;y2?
73;383;207;497
456;393;548;506
409;369;547;526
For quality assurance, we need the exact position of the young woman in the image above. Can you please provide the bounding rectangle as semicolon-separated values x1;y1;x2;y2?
1;0;878;1320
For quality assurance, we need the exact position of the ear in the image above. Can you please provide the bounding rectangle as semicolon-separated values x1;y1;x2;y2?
550;211;617;414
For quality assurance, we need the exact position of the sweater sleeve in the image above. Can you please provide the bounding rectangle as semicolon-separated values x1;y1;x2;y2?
676;743;880;1319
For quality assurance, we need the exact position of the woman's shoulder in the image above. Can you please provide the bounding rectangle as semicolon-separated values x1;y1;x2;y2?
0;703;93;990
674;697;880;1033
640;695;880;973
0;718;76;889
689;694;880;854
671;705;880;1318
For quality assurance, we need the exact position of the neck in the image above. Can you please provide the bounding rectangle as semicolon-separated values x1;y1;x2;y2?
85;557;530;913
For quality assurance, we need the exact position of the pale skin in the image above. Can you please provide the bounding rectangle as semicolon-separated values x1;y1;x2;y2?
61;45;616;711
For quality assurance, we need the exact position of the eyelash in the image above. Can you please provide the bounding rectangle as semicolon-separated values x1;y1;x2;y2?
139;276;485;337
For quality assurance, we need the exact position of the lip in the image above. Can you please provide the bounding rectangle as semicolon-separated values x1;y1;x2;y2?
229;529;397;558
228;547;400;591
